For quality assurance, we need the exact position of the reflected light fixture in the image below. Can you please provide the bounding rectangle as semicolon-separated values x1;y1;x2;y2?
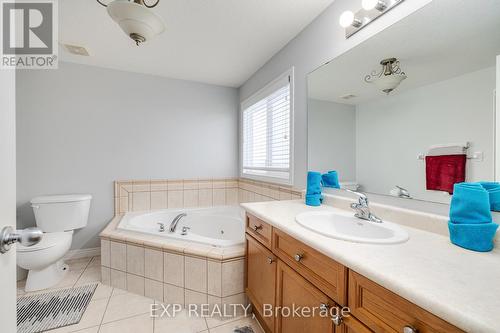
362;0;388;11
339;11;362;28
97;0;165;46
365;58;407;94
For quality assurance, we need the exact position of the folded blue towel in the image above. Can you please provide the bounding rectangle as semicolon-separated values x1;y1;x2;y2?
449;183;492;224
448;221;499;252
321;171;340;189
306;171;322;206
479;182;500;211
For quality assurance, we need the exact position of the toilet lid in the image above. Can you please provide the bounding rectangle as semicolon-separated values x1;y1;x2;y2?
17;231;71;252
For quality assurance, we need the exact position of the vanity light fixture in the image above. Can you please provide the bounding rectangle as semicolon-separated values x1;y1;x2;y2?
340;0;405;38
364;58;407;94
96;0;165;46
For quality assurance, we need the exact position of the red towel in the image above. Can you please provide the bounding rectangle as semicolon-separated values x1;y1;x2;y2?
425;154;466;194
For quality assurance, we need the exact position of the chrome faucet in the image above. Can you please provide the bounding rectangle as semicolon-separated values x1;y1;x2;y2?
344;189;383;223
169;213;187;232
393;185;411;199
157;222;165;232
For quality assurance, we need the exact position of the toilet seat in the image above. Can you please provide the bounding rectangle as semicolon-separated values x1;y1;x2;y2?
17;231;73;252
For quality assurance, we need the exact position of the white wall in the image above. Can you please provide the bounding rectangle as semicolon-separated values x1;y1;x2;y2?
307;99;356;180
239;0;432;188
16;62;239;250
356;67;496;203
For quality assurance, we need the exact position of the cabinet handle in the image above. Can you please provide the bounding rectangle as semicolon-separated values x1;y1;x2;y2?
266;257;275;264
403;326;418;333
319;303;330;311
331;314;343;326
294;253;304;262
252;225;263;232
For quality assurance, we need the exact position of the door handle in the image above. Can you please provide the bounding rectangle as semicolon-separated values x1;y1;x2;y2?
0;226;43;254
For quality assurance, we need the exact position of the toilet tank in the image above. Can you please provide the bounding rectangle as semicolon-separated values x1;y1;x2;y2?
30;194;92;232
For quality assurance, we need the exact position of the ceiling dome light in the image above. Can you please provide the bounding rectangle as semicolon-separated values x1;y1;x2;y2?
362;0;388;11
97;0;165;46
365;58;407;94
339;11;362;28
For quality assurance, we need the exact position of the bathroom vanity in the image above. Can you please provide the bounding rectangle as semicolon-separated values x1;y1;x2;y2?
242;198;500;333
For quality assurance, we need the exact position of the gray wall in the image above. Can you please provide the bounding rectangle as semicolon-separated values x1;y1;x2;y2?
16;62;239;250
239;0;432;188
356;67;496;203
307;99;356;181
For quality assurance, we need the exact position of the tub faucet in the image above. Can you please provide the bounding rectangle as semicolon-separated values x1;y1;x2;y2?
169;213;187;232
157;222;165;232
344;189;383;223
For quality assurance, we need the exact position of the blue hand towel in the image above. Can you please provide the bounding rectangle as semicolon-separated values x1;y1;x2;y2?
321;171;340;189
449;182;492;224
448;221;499;252
479;182;500;211
306;171;322;206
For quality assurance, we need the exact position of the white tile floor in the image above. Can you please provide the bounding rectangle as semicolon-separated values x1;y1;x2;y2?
17;256;263;333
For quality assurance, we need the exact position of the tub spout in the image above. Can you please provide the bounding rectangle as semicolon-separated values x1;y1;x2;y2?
169;213;187;233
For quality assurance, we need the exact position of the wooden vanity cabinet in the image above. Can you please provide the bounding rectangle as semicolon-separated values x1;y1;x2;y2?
275;260;337;333
245;233;276;333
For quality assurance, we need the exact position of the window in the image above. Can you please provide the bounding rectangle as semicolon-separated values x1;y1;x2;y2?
241;69;293;184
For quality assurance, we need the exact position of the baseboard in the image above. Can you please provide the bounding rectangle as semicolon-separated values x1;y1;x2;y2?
64;247;100;260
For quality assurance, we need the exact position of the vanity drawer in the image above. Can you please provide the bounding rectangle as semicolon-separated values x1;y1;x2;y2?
272;228;347;305
246;214;273;248
348;271;464;333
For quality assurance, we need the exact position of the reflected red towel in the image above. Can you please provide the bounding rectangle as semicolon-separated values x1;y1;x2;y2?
425;154;466;194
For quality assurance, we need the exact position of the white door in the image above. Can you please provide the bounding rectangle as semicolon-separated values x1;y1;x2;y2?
0;69;17;332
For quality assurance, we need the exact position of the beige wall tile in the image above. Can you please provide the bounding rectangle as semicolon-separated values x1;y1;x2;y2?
183;180;199;190
168;191;183;209
198;189;213;207
164;252;184;287
213;189;225;206
198;179;213;189
222;293;248;315
225;179;238;188
207;260;222;297
110;241;126;271
225;188;238;205
145;248;163;281
164;283;184;306
132;192;150;211
119;182;133;197
126;244;144;276
133;181;150;192
184;256;207;293
207;295;222;309
150;180;167;191
168;180;184;190
221;259;244;297
110;269;126;289
127;273;145;296
145;278;163;302
279;190;292;200
269;186;280;200
101;266;111;285
183;190;199;208
151;191;168;210
185;289;207;306
212;180;226;189
101;239;110;267
119;196;129;213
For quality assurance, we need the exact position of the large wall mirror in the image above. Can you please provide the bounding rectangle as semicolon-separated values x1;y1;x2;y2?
307;0;500;206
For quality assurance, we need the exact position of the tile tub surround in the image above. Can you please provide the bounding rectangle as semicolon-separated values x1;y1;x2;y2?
114;178;302;215
100;216;247;308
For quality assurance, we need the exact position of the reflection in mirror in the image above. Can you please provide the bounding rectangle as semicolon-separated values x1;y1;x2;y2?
307;0;500;206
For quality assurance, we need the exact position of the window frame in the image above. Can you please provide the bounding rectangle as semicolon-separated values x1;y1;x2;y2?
239;67;295;186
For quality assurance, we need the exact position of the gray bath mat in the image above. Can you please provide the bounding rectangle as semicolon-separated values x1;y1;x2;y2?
234;326;255;333
17;283;97;333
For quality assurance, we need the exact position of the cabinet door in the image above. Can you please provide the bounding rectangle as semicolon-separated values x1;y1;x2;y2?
275;260;336;333
340;316;372;333
246;234;277;332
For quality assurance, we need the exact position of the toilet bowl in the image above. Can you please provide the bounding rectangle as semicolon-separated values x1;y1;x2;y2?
16;194;92;292
17;231;73;292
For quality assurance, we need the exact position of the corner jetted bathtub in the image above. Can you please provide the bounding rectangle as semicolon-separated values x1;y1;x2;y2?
117;206;245;247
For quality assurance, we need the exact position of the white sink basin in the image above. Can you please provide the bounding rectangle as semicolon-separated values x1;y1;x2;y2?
295;210;409;244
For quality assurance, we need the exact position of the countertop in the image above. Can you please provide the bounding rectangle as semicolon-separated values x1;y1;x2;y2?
241;199;500;333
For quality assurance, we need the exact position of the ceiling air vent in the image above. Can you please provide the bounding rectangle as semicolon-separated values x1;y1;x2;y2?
62;44;90;56
340;94;356;100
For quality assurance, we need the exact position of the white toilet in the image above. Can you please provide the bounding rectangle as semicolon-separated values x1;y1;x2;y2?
17;194;92;292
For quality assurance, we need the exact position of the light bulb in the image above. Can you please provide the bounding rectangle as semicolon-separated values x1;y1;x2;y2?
339;11;355;28
362;0;387;11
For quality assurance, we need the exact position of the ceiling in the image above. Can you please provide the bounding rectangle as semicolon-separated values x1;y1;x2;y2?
308;0;500;105
59;0;334;87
